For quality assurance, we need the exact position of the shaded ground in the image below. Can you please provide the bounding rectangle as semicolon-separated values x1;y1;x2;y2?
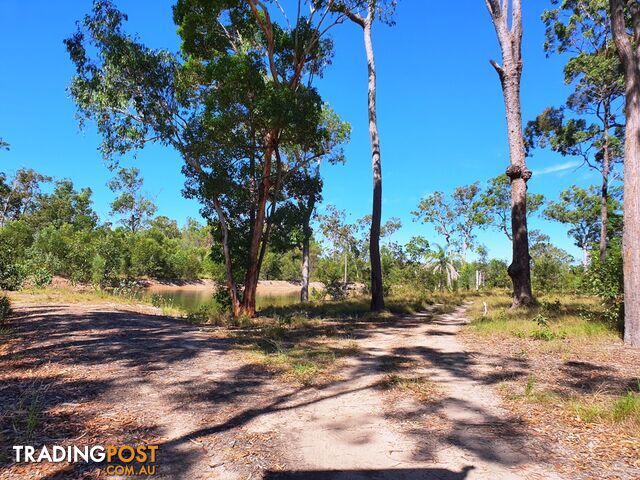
1;301;563;479
460;315;640;480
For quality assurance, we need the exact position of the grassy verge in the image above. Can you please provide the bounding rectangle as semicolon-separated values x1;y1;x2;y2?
512;375;640;428
259;291;466;322
7;286;186;317
467;291;619;342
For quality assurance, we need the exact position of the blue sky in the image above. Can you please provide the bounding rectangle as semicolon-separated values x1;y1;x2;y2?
0;1;608;261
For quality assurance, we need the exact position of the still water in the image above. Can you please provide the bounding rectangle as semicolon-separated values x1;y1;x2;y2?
144;288;300;312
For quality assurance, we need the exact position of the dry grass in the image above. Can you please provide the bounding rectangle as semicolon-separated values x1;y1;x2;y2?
7;286;186;317
460;291;640;478
467;291;618;342
377;374;440;402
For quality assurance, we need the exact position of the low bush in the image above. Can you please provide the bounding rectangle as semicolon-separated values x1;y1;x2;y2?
0;295;11;323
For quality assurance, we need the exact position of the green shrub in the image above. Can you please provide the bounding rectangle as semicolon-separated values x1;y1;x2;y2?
0;295;11;323
29;267;52;288
186;302;230;326
0;263;26;291
585;241;624;333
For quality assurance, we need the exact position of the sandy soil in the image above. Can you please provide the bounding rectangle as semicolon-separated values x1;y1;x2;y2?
1;302;565;479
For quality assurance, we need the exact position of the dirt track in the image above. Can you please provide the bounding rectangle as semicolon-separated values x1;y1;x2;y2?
0;302;562;479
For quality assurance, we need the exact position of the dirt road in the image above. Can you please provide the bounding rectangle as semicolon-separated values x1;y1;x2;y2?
0;302;561;479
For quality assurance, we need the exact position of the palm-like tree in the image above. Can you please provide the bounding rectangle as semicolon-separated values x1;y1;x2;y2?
425;244;460;290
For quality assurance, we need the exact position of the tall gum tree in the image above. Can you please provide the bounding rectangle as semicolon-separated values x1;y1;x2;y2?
609;0;640;347
526;0;625;263
330;0;397;312
66;0;343;317
485;0;535;308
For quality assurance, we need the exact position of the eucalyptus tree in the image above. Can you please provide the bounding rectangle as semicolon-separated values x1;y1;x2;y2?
329;0;398;311
108;167;157;234
0;169;51;228
544;186;604;267
481;174;545;241
0;139;8;150
485;0;535;307
268;107;350;301
412;192;455;252
318;205;357;288
450;183;490;261
526;0;624;262
413;183;489;261
66;0;342;317
609;0;640;346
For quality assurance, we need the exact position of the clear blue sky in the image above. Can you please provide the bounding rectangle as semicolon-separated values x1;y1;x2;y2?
0;1;606;261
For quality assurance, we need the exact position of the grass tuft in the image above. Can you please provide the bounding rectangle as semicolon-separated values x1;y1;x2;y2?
377;374;439;402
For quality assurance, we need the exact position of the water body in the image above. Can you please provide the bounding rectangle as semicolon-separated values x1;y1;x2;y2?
144;288;300;312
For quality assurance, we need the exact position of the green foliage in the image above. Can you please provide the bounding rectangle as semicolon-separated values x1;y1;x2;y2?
480;174;545;240
186;300;230;326
28;268;53;288
0;295;11;323
584;240;624;332
316;257;347;300
530;230;578;293
544;186;606;253
108;167;157;233
413;183;489;257
0;168;51;227
66;0;346;309
0;263;26;291
484;259;511;289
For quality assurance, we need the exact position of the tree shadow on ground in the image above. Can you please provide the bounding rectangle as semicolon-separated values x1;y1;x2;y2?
0;302;573;478
263;466;476;480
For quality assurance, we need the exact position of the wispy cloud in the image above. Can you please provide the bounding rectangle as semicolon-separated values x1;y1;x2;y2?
533;160;582;176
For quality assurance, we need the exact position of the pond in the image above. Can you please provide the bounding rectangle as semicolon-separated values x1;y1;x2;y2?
143;288;301;312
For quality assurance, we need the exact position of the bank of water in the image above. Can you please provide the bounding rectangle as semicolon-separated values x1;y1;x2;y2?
141;288;300;313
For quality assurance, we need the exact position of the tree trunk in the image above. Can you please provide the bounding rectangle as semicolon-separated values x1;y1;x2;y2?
582;245;590;269
363;21;385;312
241;139;274;317
212;197;241;317
301;235;310;302
486;0;534;308
343;252;348;290
503;72;534;307
300;196;315;303
610;0;640;347
621;100;640;347
599;112;611;263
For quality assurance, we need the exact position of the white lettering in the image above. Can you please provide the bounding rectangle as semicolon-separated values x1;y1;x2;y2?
52;446;66;462
12;446;23;462
90;446;105;463
36;446;52;462
73;446;89;463
24;446;35;462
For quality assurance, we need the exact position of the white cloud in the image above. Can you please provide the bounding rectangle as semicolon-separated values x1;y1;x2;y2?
533;160;582;176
